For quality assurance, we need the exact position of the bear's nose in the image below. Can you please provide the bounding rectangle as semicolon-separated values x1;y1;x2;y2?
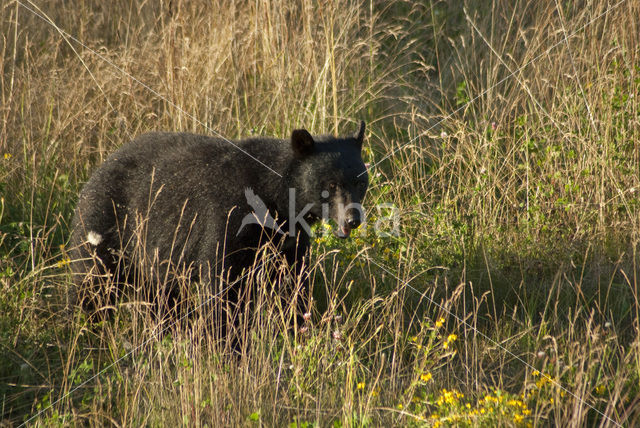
346;214;361;229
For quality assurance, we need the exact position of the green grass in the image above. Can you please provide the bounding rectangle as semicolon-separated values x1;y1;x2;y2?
1;0;639;426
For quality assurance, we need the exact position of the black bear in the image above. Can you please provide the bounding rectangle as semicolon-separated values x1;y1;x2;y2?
69;122;368;323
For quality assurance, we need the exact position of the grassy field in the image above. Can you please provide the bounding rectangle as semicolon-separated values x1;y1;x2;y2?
1;0;639;426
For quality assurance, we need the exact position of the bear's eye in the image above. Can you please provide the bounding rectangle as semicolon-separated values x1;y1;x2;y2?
328;182;337;191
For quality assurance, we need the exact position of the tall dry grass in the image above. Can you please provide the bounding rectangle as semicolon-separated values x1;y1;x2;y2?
1;0;639;426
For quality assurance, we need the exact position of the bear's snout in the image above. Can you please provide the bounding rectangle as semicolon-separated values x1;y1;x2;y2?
332;207;363;239
346;211;361;229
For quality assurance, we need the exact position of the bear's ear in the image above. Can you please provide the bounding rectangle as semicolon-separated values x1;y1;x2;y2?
354;120;366;149
291;129;315;157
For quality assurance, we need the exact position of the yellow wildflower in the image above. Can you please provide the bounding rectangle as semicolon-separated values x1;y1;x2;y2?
56;257;71;268
420;372;432;382
3;153;12;160
536;375;551;389
435;317;445;328
357;382;365;390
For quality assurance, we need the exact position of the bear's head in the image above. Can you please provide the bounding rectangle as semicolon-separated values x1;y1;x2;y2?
288;121;368;238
